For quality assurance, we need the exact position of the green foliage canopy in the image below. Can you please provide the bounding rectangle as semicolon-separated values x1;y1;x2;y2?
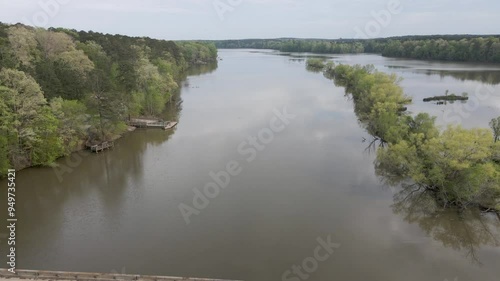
0;23;218;175
318;63;500;211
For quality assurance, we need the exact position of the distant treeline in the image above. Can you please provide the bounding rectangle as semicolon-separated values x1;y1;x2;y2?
0;22;217;174
213;35;500;63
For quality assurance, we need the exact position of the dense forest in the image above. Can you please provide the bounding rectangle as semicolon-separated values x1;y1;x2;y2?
213;35;500;63
0;22;217;175
307;59;500;213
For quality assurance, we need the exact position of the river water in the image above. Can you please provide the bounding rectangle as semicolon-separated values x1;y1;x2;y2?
1;49;500;281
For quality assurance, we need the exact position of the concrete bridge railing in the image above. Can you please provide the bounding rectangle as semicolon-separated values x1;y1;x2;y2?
0;269;242;281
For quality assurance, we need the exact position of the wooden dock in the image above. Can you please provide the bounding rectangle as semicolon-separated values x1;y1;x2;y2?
164;121;178;130
87;141;114;153
128;119;178;130
0;269;242;281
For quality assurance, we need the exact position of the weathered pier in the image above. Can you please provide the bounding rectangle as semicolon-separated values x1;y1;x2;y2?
128;118;178;130
87;141;114;153
0;269;242;281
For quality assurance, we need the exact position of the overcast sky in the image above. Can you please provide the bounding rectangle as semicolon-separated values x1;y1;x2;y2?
0;0;499;40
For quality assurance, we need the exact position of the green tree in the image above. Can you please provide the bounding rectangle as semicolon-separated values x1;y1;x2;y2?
489;116;500;142
306;58;326;70
52;50;94;100
0;36;17;69
135;46;177;116
7;25;38;69
86;70;126;141
0;134;9;176
50;97;88;153
35;28;75;60
0;68;63;167
0;92;13;175
30;106;63;165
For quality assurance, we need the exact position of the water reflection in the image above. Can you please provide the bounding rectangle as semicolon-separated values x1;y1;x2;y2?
420;69;500;85
267;50;500;85
256;50;500;90
181;62;218;88
4;115;178;266
305;65;324;73
0;62;220;268
320;61;500;265
391;186;500;264
385;65;500;85
186;62;218;77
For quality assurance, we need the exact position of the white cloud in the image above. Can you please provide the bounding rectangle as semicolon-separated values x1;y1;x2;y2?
0;0;499;39
73;0;205;15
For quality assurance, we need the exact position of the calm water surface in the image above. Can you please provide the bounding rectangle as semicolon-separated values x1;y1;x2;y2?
1;49;499;281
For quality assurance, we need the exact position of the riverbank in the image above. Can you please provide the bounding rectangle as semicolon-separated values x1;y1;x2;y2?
212;36;500;63
2;116;177;177
0;23;218;178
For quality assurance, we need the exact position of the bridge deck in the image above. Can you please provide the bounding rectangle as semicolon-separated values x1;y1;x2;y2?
0;269;241;281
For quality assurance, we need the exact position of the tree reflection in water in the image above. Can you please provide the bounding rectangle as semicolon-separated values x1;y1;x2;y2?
390;183;500;265
319;60;500;265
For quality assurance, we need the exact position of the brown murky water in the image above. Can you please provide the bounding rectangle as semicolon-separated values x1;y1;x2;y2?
1;50;499;281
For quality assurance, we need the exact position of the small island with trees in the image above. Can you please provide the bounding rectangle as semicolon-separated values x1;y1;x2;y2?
305;58;326;70
423;90;469;102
